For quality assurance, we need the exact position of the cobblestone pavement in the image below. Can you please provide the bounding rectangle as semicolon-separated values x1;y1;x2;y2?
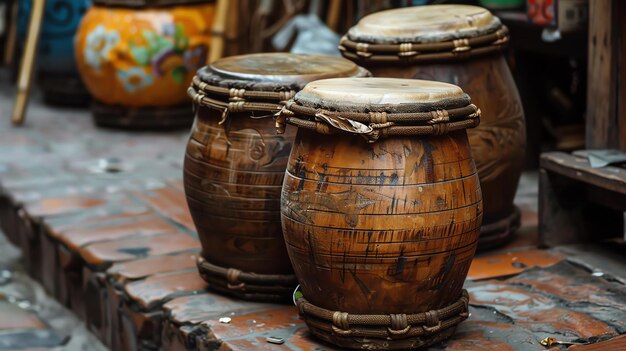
0;228;107;351
0;72;113;350
0;70;184;350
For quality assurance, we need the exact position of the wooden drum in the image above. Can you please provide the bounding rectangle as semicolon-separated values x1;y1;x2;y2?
75;0;214;129
279;78;481;349
340;5;525;249
185;53;368;302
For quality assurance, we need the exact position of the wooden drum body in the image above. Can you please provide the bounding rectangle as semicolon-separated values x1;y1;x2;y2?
280;78;481;349
186;108;296;275
74;0;214;128
340;5;526;249
184;53;367;302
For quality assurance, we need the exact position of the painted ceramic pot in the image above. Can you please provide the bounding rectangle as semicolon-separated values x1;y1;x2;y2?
17;0;92;105
74;1;214;127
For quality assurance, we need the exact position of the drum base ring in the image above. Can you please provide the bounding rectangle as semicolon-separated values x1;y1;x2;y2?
91;101;194;130
478;206;521;251
296;290;469;350
196;256;297;303
40;75;91;108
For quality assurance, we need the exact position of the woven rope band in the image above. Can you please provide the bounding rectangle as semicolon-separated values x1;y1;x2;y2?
188;76;296;127
296;290;469;339
339;25;509;63
189;76;294;113
276;100;480;142
191;76;297;103
196;256;298;296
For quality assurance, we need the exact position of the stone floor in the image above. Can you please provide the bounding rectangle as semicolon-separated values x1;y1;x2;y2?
0;228;107;351
0;74;625;351
0;72;186;350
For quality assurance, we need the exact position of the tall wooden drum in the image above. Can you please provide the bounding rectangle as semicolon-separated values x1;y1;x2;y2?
279;77;481;349
185;53;368;302
340;5;525;249
74;0;214;129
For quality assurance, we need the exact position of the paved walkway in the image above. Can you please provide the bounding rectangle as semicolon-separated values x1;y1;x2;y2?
0;229;107;350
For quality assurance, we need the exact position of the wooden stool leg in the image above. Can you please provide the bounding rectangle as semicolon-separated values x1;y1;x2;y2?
539;168;623;246
3;0;19;66
539;169;586;246
11;0;46;126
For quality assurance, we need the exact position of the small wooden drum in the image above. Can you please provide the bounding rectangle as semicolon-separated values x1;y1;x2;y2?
185;53;368;302
74;0;214;129
340;5;525;250
17;0;92;106
279;77;480;349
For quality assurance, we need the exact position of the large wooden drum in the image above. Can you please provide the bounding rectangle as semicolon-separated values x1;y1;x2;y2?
185;53;368;302
340;5;525;249
74;0;214;129
280;77;481;349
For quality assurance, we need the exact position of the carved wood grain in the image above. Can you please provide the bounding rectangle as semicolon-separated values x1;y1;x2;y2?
184;107;297;275
364;55;525;224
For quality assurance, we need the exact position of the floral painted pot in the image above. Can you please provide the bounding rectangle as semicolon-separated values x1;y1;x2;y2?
17;0;92;105
74;1;214;128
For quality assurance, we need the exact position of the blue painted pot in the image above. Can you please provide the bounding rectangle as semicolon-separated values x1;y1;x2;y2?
17;0;92;105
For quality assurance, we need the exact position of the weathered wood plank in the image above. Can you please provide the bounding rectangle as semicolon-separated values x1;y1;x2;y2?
540;152;626;195
618;0;626;151
586;0;619;149
586;0;626;151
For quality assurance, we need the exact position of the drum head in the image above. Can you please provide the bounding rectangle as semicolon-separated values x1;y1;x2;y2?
295;77;467;112
348;5;500;44
198;53;365;91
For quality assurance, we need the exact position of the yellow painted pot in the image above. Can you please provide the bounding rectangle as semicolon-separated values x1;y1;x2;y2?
75;3;214;108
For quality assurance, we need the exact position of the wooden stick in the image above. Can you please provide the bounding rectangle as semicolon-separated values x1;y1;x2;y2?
3;0;19;66
225;0;239;55
326;0;342;32
11;0;46;126
208;0;229;63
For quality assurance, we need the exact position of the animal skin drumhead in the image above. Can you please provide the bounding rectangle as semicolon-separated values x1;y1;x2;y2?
208;53;362;84
348;5;500;43
297;77;465;106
